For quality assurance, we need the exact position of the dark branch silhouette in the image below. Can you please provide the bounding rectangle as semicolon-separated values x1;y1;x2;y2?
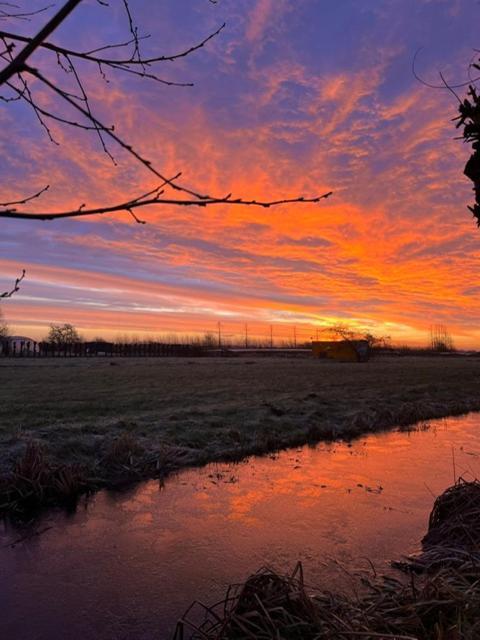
412;47;480;91
456;84;480;226
0;0;80;86
0;1;332;222
1;190;333;222
412;48;480;227
0;269;25;298
0;3;53;22
0;22;225;71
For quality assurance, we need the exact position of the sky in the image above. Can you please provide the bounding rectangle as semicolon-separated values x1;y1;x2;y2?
1;0;480;346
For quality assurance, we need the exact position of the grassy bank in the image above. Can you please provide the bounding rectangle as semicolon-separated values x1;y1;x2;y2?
1;355;480;515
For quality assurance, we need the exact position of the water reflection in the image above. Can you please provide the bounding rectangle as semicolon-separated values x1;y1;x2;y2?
1;414;479;639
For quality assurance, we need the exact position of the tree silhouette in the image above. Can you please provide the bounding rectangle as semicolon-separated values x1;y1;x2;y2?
429;324;455;352
457;85;480;226
47;323;82;344
0;1;332;222
325;323;390;349
0;307;8;338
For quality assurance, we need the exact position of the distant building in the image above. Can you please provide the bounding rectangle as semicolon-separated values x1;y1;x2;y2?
311;340;369;363
0;335;39;355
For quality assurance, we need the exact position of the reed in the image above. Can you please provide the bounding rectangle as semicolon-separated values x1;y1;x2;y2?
0;441;88;517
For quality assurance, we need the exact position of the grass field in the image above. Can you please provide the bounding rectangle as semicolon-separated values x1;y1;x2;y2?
1;355;480;512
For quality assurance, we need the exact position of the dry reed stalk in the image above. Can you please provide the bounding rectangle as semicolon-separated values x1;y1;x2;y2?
0;441;87;517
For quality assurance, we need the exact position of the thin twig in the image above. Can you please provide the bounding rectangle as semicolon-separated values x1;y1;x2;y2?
0;269;25;298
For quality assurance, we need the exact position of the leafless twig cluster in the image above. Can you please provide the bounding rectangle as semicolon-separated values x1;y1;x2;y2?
0;269;25;298
0;0;332;222
0;2;53;22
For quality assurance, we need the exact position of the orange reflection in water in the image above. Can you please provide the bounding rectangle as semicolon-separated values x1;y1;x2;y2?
1;414;480;640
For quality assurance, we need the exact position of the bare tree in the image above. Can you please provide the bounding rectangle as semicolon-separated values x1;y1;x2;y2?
325;323;391;350
0;306;8;338
363;332;391;350
0;1;332;223
430;324;454;352
325;323;357;342
46;323;82;344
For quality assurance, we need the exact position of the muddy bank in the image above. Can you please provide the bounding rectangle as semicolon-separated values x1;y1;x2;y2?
2;356;480;516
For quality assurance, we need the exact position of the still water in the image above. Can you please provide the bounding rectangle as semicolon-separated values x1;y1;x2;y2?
1;414;480;639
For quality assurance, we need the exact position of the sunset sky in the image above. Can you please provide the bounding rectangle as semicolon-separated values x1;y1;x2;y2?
1;0;480;346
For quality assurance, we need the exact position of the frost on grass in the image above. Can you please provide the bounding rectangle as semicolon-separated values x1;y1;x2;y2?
1;356;480;516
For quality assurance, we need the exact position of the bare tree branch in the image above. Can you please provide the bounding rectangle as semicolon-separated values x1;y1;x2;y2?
0;0;81;85
412;47;480;91
0;269;25;298
0;22;226;68
0;190;333;221
0;185;49;206
0;3;54;22
24;64;215;199
0;1;332;222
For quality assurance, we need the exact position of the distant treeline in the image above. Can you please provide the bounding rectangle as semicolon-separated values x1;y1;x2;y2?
0;340;206;358
0;339;316;358
0;339;464;359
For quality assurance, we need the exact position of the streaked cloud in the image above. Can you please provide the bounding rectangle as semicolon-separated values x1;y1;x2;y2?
1;0;480;346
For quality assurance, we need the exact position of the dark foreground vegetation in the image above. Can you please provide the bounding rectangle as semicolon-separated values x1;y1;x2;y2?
176;479;480;640
2;356;480;518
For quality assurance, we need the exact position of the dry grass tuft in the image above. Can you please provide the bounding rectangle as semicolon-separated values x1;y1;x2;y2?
0;441;87;517
103;432;144;469
175;563;323;640
425;479;480;550
402;479;480;572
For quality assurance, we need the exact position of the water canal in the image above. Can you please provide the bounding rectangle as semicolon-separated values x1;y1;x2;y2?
1;413;480;639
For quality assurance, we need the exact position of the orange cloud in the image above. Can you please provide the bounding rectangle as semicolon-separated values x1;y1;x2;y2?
2;2;480;348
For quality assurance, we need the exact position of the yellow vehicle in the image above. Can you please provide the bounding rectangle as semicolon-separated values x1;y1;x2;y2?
311;339;369;362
